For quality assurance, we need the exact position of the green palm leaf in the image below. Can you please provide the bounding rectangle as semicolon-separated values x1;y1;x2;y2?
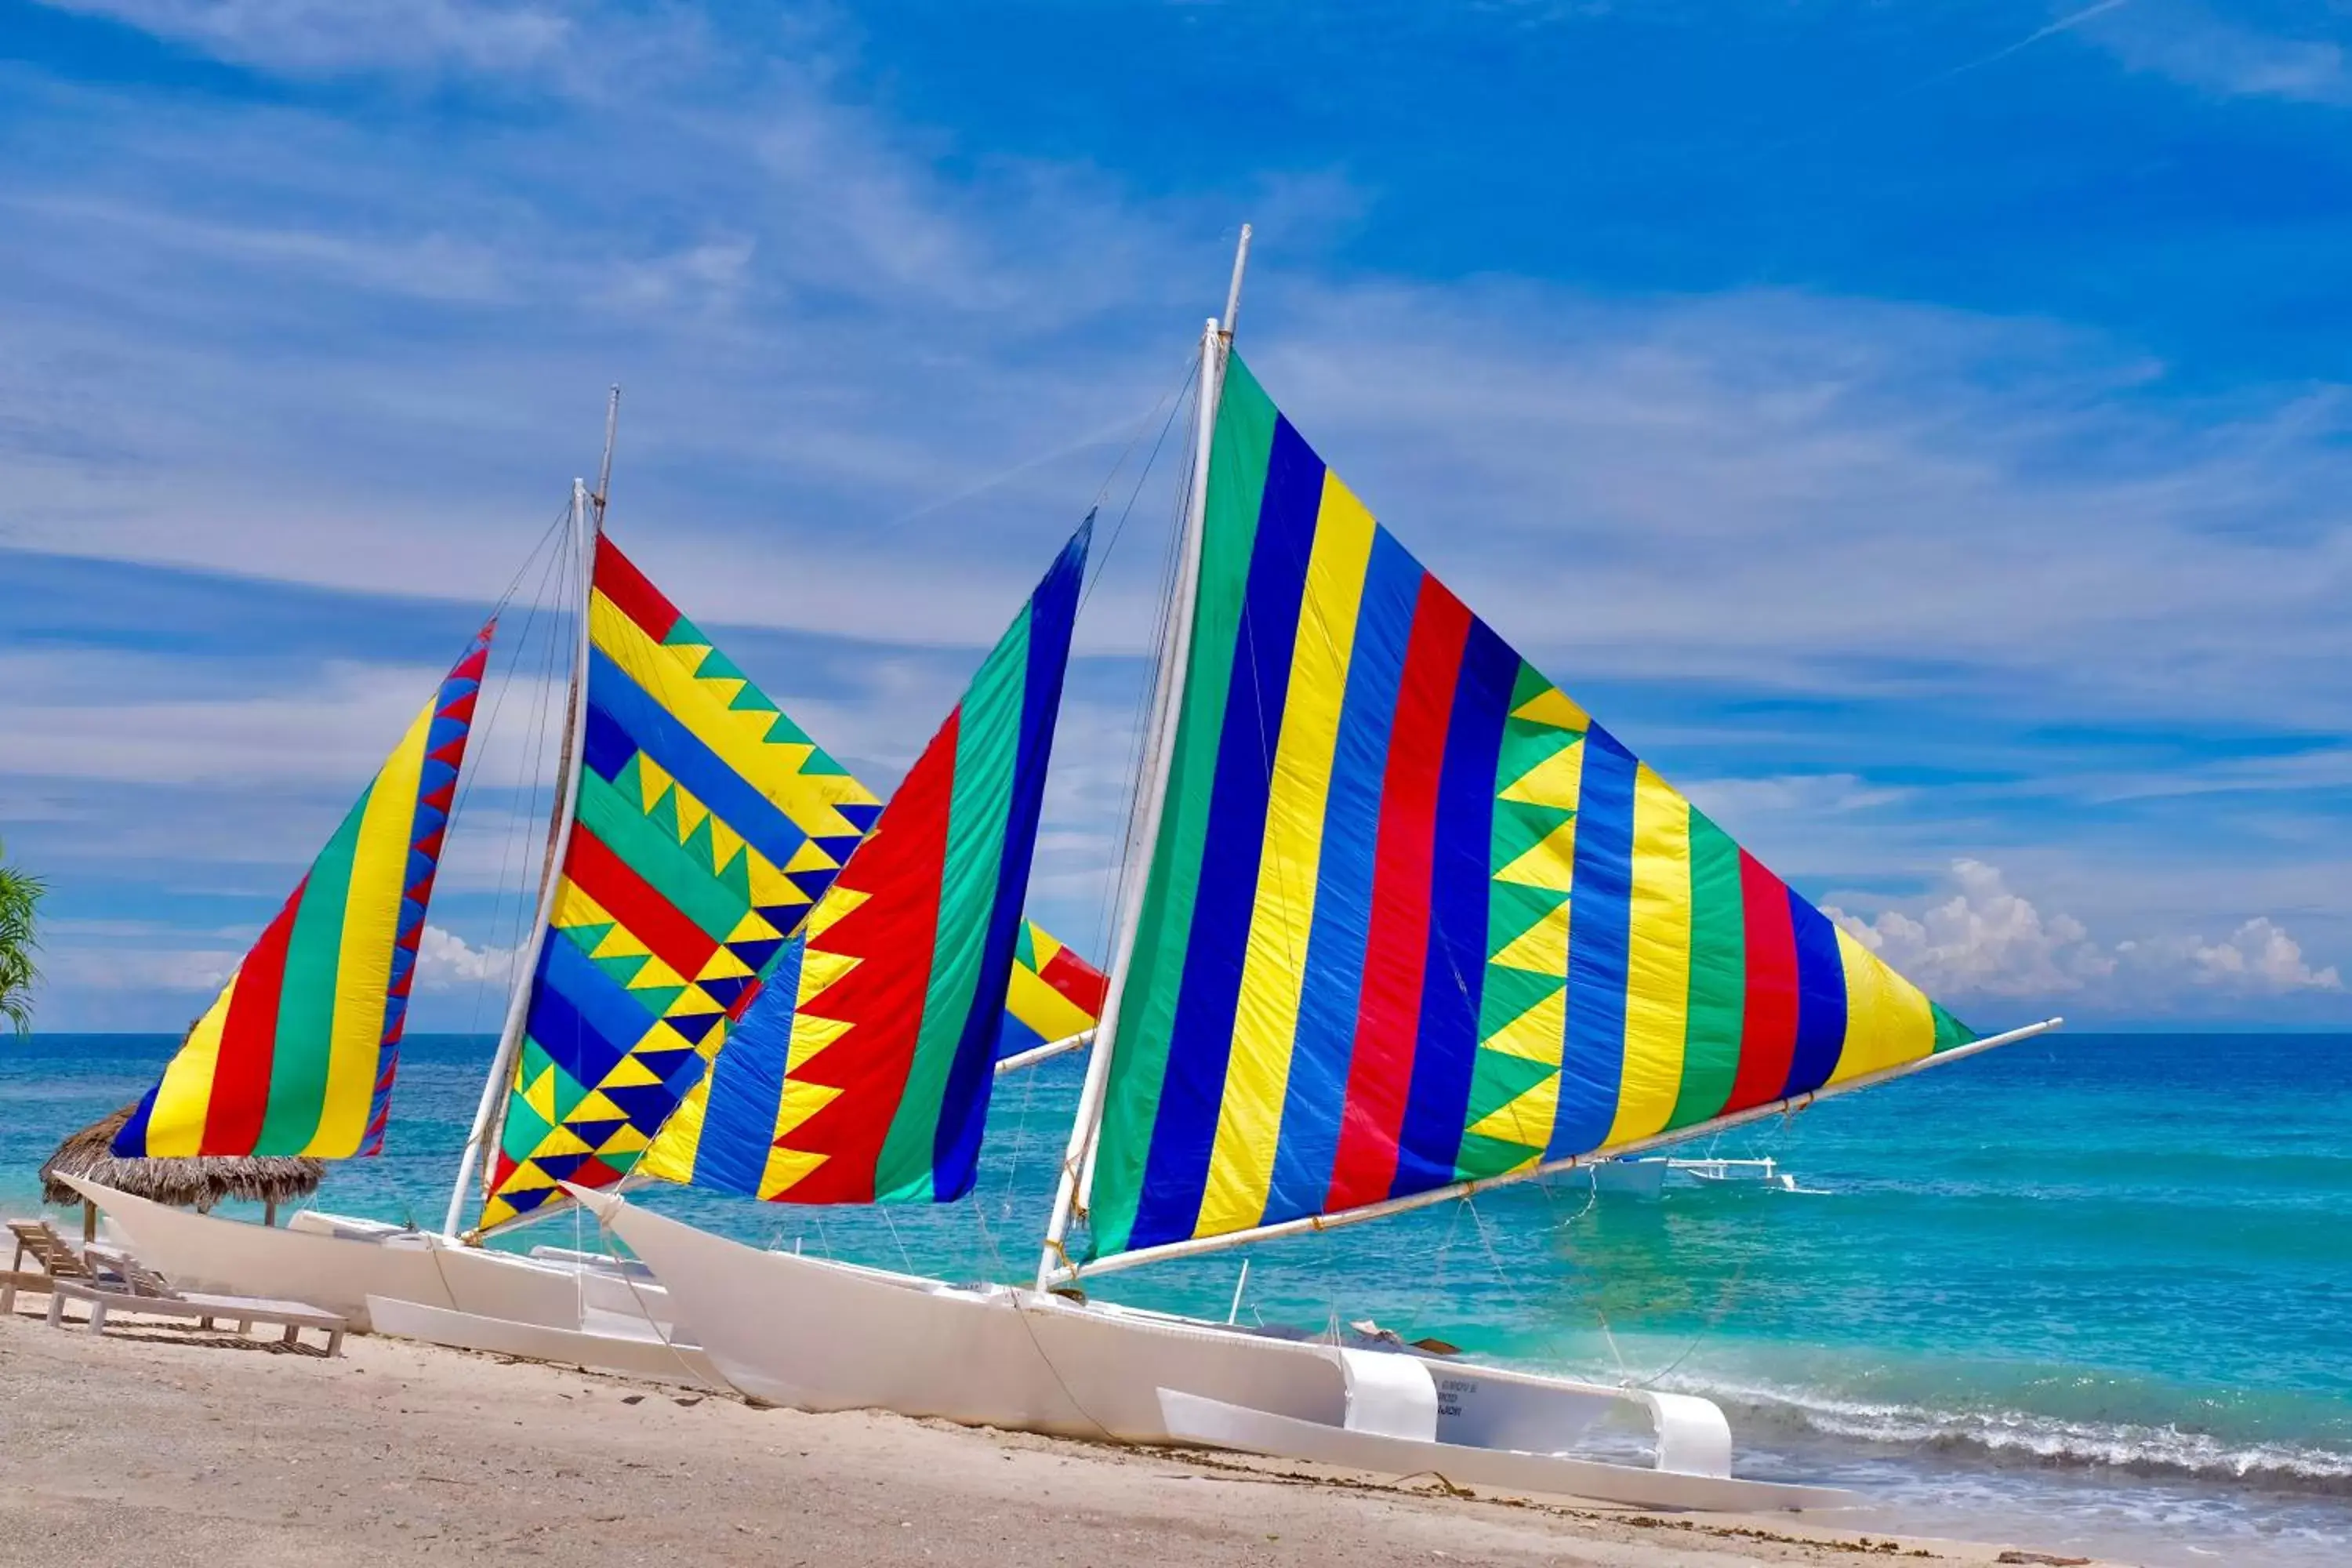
0;836;46;1038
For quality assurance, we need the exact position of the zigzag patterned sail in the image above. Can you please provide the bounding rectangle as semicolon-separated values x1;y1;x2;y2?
641;522;1087;1204
479;536;881;1228
1083;354;1973;1261
481;534;1103;1229
116;623;494;1160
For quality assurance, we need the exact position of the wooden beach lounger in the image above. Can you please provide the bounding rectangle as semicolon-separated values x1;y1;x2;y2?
4;1218;114;1314
9;1218;347;1355
45;1278;348;1356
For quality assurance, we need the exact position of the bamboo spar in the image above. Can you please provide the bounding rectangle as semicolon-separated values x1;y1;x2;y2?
1046;1016;2065;1287
994;1029;1094;1076
441;478;602;1240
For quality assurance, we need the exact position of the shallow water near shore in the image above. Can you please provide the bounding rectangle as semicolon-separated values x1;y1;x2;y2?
6;1029;2347;1565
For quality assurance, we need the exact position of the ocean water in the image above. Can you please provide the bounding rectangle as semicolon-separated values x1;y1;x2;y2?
5;1030;2346;1566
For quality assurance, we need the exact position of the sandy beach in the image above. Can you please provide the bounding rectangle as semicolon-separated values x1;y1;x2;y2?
0;1306;2121;1568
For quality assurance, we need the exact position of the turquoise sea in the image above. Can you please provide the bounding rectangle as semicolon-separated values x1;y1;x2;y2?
5;1030;2346;1566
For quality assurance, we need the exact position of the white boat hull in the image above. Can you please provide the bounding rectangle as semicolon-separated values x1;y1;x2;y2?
365;1295;722;1389
1590;1159;1670;1198
593;1192;1370;1439
1156;1388;1853;1512
583;1189;1846;1508
61;1176;677;1337
64;1177;456;1331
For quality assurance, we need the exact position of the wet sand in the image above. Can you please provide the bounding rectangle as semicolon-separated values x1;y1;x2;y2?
0;1305;2120;1566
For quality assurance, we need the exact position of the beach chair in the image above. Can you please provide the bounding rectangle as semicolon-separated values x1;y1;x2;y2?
3;1218;114;1315
10;1218;348;1355
44;1273;349;1357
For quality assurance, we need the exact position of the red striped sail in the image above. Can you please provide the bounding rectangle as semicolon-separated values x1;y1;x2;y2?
116;624;493;1159
1083;352;1980;1261
641;523;1089;1204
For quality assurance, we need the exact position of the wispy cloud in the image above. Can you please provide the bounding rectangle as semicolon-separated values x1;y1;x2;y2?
1255;285;2352;731
45;0;577;78
6;1;2345;1029
0;648;533;787
2082;1;2352;106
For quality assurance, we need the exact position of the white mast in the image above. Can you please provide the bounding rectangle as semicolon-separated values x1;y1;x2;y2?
592;383;621;527
1034;226;1251;1290
442;405;614;1237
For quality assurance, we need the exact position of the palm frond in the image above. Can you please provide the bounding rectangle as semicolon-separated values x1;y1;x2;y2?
0;836;45;1039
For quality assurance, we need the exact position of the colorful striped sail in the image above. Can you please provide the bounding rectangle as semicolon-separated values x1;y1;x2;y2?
1001;920;1108;1059
641;521;1087;1204
477;535;884;1229
1083;354;1974;1261
115;623;494;1159
479;533;1104;1229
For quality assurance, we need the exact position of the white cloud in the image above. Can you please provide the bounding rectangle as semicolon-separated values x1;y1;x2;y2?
1831;859;2117;998
3;6;2344;728
7;2;2347;1029
5;195;516;304
2118;916;2343;993
40;943;238;996
0;649;560;789
1251;287;2352;729
2085;2;2352;106
44;0;576;78
1680;772;1910;822
414;923;517;989
1832;859;2343;1005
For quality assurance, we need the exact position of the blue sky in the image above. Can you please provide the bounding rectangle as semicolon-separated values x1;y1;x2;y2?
2;0;2345;1032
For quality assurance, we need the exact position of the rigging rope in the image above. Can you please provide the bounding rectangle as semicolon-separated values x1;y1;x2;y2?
453;512;572;1051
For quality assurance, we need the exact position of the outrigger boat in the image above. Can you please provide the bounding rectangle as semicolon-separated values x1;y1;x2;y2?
562;231;2061;1510
82;230;2058;1508
1588;1153;1817;1197
71;434;1107;1356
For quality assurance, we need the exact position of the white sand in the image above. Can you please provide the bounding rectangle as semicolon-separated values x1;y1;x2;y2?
0;1305;2118;1566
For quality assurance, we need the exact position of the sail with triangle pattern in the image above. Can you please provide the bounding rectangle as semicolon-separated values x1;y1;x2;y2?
640;521;1087;1204
1081;351;1975;1263
478;535;1106;1231
1002;920;1108;1060
477;535;887;1229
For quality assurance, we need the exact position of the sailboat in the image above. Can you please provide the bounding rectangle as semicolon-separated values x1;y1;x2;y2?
568;231;2062;1510
65;456;1107;1353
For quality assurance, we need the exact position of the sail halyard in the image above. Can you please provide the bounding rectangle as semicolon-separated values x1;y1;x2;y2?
1033;318;1229;1289
445;477;601;1238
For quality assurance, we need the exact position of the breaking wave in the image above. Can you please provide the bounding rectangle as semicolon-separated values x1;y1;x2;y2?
1664;1374;2352;1497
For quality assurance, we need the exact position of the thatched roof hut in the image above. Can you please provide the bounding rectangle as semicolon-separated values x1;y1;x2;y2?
39;1104;325;1218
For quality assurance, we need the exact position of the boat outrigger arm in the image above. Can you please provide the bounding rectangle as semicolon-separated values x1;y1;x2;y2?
995;1029;1094;1076
1045;1014;2062;1287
